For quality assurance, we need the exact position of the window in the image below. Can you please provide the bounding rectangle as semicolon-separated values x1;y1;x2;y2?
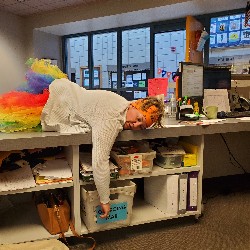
93;32;117;89
154;30;186;98
121;27;150;100
65;36;88;86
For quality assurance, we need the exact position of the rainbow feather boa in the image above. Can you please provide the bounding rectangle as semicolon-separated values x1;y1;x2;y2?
0;58;68;132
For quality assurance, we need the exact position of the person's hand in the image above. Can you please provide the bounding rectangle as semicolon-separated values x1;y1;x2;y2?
100;202;110;218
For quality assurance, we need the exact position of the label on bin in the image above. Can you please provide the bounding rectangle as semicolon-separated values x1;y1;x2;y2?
130;155;142;170
96;202;128;224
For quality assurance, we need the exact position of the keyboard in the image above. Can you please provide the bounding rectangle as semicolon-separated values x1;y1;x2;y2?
224;111;250;118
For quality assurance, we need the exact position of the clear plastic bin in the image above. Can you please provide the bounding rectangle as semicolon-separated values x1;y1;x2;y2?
155;154;183;168
80;180;136;232
110;150;156;176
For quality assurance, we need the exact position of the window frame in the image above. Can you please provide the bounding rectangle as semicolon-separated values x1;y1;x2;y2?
62;8;245;96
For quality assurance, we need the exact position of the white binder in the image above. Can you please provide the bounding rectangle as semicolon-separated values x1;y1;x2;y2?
178;174;188;214
187;171;199;211
165;175;179;214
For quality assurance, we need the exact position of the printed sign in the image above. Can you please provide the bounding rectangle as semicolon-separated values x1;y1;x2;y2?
96;202;128;224
130;154;142;170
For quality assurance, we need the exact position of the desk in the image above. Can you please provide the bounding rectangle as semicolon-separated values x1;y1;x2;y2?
0;119;249;244
0;118;249;151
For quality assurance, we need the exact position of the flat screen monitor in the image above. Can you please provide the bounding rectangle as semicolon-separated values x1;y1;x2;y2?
203;66;231;90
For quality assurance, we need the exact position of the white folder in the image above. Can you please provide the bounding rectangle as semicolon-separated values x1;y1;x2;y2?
166;175;179;215
178;174;188;214
187;171;198;211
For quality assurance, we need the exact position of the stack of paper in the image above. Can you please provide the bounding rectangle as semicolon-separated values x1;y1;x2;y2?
79;152;119;181
0;162;36;191
33;159;73;184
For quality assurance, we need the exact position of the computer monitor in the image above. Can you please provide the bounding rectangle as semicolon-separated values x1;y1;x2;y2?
203;66;231;90
177;62;204;99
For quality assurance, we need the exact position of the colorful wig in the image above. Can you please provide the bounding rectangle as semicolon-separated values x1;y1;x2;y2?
17;58;67;94
0;58;68;132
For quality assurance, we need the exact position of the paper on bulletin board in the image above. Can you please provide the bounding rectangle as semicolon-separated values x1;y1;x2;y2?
126;75;133;88
139;81;146;87
148;78;168;97
203;89;230;112
133;73;142;81
134;91;141;99
84;79;89;87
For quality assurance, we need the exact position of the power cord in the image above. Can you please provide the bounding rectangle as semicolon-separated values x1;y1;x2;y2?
220;133;247;174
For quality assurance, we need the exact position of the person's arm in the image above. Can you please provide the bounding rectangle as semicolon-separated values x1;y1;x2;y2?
91;119;123;218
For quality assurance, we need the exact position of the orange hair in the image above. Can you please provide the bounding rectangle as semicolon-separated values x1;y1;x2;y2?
131;97;164;128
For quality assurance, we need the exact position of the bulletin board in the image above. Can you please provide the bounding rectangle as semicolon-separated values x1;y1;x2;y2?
185;15;204;64
122;70;150;88
80;66;102;88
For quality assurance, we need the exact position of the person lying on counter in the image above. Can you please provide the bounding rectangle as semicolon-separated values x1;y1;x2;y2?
41;78;164;218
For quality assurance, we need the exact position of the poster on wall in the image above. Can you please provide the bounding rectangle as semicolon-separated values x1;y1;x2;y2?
210;14;250;48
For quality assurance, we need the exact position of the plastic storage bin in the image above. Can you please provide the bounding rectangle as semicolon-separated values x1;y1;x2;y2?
155;145;185;169
80;180;136;232
155;154;183;168
110;150;156;176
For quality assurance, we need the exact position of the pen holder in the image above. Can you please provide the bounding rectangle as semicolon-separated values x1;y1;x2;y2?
176;105;194;120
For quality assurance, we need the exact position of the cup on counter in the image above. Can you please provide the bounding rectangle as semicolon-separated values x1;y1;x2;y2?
202;106;218;119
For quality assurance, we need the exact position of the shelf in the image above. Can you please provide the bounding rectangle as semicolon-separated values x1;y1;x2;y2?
231;74;250;80
130;198;198;226
0;201;73;244
80;166;200;185
0;181;74;196
119;165;201;180
80;197;199;234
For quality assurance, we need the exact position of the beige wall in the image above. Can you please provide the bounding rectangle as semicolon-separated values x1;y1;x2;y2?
0;10;26;93
33;30;62;69
203;132;250;178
